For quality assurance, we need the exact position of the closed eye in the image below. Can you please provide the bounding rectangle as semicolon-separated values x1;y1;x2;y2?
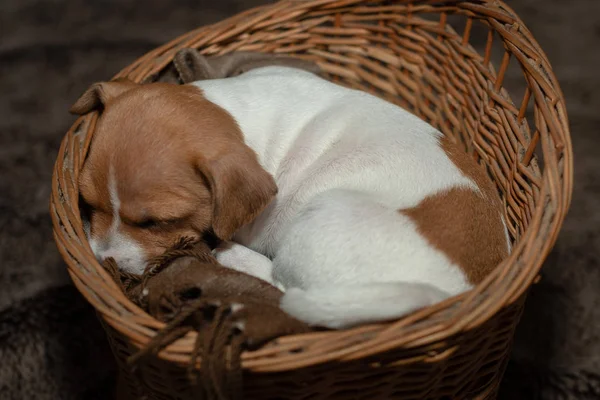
135;218;160;229
132;217;182;230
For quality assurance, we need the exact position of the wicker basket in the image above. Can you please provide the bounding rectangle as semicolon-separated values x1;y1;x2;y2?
50;1;572;399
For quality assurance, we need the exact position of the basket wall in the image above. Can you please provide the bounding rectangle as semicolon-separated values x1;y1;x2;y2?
50;1;572;399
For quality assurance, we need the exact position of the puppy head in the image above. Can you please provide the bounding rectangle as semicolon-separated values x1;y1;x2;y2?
74;79;277;273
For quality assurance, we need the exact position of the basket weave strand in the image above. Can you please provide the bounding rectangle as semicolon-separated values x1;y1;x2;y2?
50;1;572;399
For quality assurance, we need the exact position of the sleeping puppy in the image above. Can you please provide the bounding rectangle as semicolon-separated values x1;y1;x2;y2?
73;66;511;329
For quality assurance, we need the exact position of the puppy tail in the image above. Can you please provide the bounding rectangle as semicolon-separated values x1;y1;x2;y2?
280;283;450;329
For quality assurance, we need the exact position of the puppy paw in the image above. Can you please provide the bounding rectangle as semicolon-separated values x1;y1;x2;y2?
214;242;275;284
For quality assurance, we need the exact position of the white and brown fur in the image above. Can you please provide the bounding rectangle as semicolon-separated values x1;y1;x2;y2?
73;66;510;329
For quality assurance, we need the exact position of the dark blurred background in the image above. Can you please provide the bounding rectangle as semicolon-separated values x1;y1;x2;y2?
1;0;598;399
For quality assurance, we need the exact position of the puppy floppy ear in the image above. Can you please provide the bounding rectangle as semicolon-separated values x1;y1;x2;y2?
201;148;277;240
70;78;137;115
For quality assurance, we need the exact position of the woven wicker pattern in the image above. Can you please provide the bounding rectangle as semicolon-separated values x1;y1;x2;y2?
50;1;572;399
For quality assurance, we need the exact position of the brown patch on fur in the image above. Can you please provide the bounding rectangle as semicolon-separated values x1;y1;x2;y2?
77;81;277;261
403;137;509;284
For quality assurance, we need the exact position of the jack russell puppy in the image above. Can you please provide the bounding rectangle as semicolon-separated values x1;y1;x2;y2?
73;66;511;329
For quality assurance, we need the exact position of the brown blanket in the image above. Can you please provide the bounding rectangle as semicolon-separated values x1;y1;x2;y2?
103;237;310;399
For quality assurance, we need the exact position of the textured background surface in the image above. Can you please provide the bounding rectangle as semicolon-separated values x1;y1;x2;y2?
1;0;598;399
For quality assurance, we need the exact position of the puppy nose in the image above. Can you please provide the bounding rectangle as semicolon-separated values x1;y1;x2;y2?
93;240;110;253
90;241;111;262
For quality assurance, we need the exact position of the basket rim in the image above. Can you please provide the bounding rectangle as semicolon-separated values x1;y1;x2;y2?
50;0;573;372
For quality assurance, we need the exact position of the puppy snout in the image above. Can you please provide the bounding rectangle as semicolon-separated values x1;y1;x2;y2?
89;239;121;264
88;239;147;274
93;250;120;267
89;238;107;256
95;250;114;262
